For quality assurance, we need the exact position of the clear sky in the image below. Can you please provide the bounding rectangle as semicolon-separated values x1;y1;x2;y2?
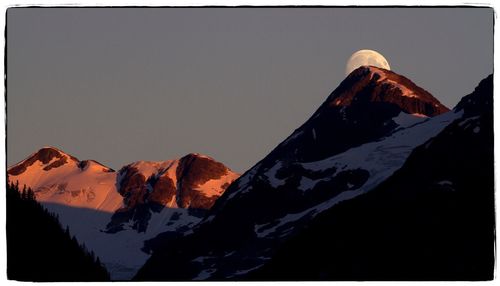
7;7;493;172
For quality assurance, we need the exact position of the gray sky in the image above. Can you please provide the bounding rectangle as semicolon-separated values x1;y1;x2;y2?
7;7;493;172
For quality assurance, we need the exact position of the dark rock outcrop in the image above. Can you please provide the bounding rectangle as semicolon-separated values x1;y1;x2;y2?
176;153;231;209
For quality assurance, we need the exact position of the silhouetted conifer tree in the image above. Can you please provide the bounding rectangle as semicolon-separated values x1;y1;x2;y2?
21;185;27;200
6;182;110;281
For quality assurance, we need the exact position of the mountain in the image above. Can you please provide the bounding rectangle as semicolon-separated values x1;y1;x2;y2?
134;66;467;280
248;74;494;280
7;149;239;280
257;65;449;164
8;147;122;212
106;153;239;233
7;182;110;281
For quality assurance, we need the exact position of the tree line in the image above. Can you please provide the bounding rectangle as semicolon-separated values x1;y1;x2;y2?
6;181;110;281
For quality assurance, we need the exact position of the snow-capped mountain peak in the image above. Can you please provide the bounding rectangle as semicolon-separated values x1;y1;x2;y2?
325;65;450;116
8;146;79;176
7;148;239;280
8;147;122;212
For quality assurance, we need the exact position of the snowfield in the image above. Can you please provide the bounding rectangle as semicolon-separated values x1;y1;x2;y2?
253;110;462;240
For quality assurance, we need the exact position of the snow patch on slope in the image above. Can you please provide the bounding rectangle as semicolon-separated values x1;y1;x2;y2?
264;161;286;188
9;157;123;212
392;111;429;129
253;110;462;239
195;171;240;198
126;160;175;180
45;202;201;280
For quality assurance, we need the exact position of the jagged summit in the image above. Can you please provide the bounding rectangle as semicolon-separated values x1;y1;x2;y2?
8;146;79;176
7;146;118;177
91;152;241;233
324;65;449;117
243;65;451;164
31;146;78;161
37;146;80;159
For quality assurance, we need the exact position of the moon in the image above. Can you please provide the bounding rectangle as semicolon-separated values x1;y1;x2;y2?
345;49;391;76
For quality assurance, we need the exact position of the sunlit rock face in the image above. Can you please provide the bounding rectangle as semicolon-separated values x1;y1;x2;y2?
333;66;449;116
106;154;240;233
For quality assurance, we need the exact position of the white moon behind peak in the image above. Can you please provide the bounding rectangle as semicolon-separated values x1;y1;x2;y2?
345;49;391;76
